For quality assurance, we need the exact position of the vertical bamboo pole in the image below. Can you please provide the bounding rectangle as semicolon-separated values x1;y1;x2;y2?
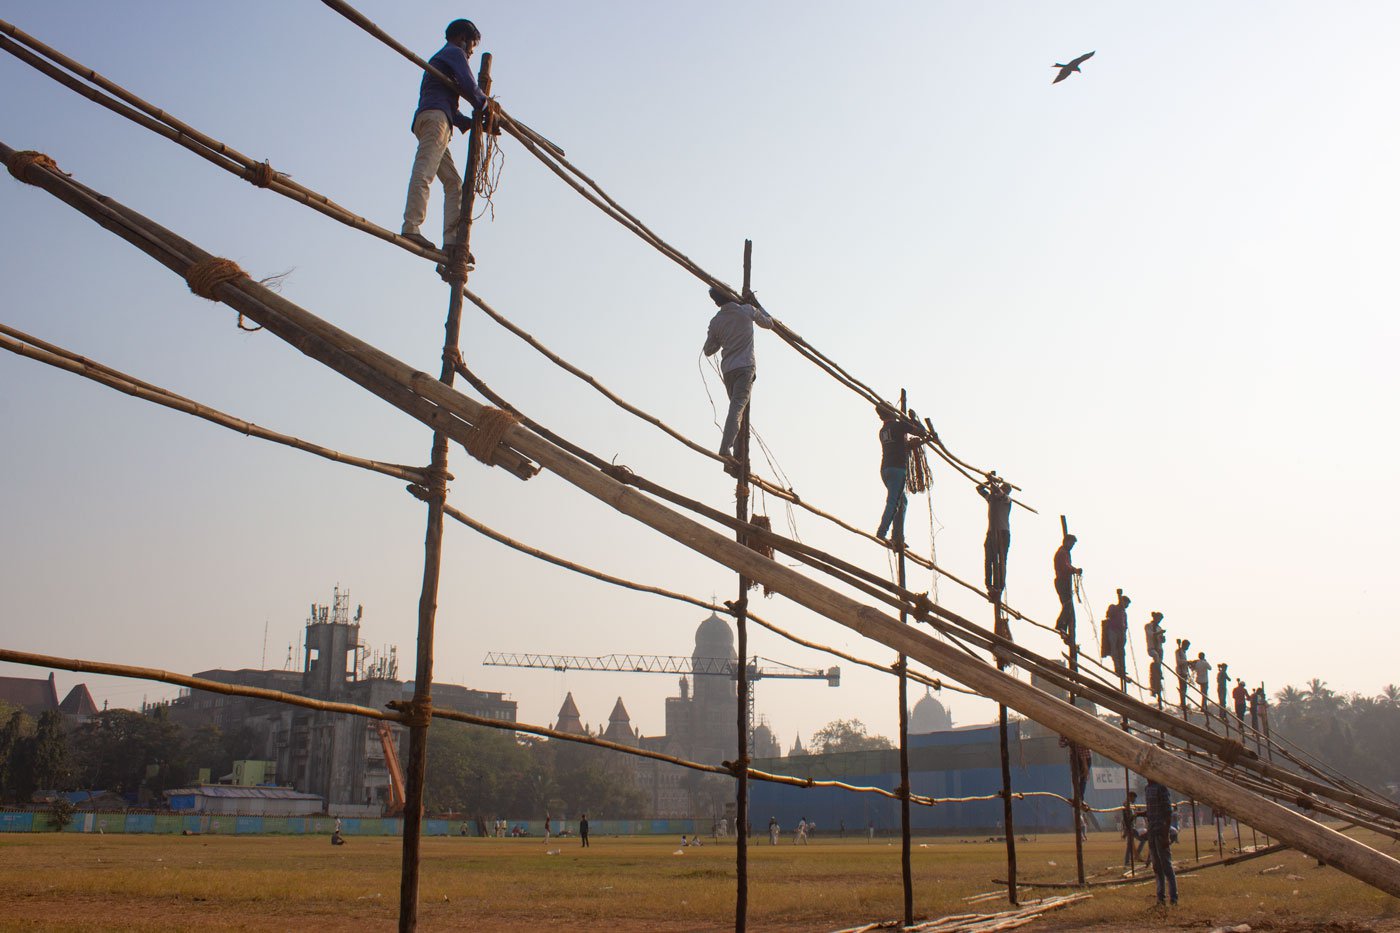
732;238;753;933
896;389;914;927
397;53;492;933
996;614;1019;903
1062;515;1086;886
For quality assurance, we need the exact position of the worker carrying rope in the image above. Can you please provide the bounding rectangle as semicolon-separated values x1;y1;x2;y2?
976;475;1012;602
874;408;922;543
400;19;486;260
1052;533;1081;642
1101;588;1129;680
1145;611;1166;662
702;286;773;466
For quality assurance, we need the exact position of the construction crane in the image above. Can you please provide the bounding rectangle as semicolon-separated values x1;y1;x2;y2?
482;652;839;744
375;720;407;817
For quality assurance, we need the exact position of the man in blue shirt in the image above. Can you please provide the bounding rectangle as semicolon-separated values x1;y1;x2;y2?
703;287;773;462
402;19;488;254
1144;778;1178;905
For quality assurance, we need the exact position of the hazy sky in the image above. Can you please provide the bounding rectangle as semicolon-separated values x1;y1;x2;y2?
2;2;1398;747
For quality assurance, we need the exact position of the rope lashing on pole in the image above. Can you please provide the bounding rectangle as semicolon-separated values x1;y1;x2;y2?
184;257;247;300
242;159;277;189
4;148;61;183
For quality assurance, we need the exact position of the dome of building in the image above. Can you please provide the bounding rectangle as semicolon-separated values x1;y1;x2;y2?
751;722;780;759
694;612;736;662
909;689;953;733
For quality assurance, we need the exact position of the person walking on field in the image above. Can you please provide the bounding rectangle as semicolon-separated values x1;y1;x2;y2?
703;287;774;463
1052;535;1081;641
579;813;589;848
401;19;487;254
544;813;551;843
768;816;780;846
977;476;1012;601
1144;778;1178;905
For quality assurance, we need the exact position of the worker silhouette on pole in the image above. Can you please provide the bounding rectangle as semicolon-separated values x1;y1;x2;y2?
1149;658;1164;700
1052;534;1081;642
703;286;773;464
977;476;1012;601
1216;663;1230;713
1101;589;1129;680
1145;611;1166;662
1173;638;1191;710
1192;652;1212;713
875;408;920;543
1233;678;1249;723
401;19;487;254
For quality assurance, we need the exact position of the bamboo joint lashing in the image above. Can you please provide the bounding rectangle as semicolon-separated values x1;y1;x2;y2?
463;406;519;466
389;697;434;729
242;159;276;188
5;148;63;183
184;257;247;301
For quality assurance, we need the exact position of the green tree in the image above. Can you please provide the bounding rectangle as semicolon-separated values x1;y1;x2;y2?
29;711;71;793
68;708;187;799
811;718;893;754
0;710;36;802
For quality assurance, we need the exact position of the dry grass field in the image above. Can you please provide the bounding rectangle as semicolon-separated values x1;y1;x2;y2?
2;829;1398;931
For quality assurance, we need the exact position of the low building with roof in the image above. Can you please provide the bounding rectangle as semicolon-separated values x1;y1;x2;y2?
0;671;98;724
164;784;324;816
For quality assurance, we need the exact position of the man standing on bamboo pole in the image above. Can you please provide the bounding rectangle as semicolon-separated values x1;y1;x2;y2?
702;286;772;465
1145;611;1166;664
875;409;920;542
1174;638;1192;710
1052;534;1081;641
401;19;486;254
977;475;1012;601
1101;589;1129;680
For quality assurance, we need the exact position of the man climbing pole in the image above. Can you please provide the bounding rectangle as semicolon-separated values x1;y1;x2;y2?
1145;611;1166;662
702;286;773;464
977;476;1012;601
1101;589;1129;680
1173;638;1191;710
874;407;921;542
1192;652;1212;712
401;19;487;256
1052;534;1081;641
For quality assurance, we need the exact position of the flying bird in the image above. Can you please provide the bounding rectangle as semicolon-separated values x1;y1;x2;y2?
1052;51;1095;84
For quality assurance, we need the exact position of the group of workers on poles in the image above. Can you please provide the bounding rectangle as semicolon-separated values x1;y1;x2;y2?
401;21;1289;907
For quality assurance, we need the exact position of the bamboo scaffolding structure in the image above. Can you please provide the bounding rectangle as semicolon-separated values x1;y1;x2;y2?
9;143;1400;899
315;0;1019;497
732;238;753;933
397;51;492;933
833;893;1091;933
0;325;426;484
994;842;1289;890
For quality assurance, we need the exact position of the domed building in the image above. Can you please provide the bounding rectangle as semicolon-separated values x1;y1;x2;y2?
908;687;953;734
662;612;738;767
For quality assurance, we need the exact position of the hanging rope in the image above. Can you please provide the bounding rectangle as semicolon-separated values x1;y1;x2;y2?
473;97;506;220
906;443;931;494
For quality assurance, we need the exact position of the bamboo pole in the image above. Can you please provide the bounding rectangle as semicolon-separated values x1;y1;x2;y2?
897;390;915;926
397;53;492;933
11;144;1400;898
996;604;1019;904
1062;516;1086;886
0;326;426;484
732;238;753;933
0;647;404;722
0;23;445;264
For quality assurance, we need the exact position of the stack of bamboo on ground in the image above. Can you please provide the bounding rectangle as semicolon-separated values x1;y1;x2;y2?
833;893;1091;933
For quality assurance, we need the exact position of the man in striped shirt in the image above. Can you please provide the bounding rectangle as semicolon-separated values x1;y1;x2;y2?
1144;778;1178;905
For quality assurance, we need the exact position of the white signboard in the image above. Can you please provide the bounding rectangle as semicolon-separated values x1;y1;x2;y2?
1092;766;1126;791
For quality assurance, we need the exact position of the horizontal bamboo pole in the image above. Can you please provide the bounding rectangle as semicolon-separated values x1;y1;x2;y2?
0;647;404;721
0;22;444;264
9;144;1399;898
0;326;427;484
